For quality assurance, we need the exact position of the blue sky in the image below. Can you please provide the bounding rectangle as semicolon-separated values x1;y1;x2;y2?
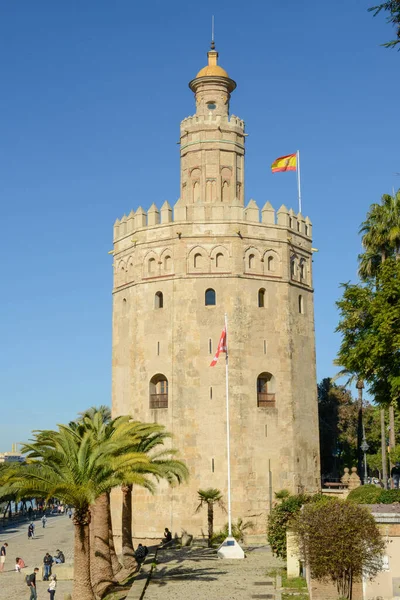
1;1;399;449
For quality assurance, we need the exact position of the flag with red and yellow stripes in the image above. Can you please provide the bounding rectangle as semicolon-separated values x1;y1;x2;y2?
271;153;297;173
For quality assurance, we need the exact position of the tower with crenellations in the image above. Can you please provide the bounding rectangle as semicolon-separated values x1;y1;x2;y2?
111;42;320;542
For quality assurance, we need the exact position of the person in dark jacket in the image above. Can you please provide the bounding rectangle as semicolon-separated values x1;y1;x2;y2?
134;544;148;566
43;553;53;581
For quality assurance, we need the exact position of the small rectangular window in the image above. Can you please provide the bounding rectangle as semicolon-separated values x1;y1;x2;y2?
212;458;215;472
157;342;160;355
210;387;213;399
264;340;267;355
209;339;212;354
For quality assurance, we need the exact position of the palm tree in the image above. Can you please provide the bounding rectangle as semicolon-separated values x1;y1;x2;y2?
357;191;400;475
77;405;112;423
195;488;226;547
359;190;400;279
385;190;400;257
71;412;157;597
120;428;189;570
5;426;134;600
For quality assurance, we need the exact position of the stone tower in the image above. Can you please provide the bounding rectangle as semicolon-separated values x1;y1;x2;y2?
111;44;320;542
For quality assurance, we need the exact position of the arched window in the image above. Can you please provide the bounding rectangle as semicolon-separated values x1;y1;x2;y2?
222;180;229;202
249;254;255;269
267;256;275;272
193;180;200;203
258;288;266;308
148;257;156;274
194;253;203;269
215;253;225;268
257;372;276;408
149;374;168;409
290;256;296;279
205;288;216;306
298;295;304;314
155;291;163;309
164;255;172;272
299;259;306;282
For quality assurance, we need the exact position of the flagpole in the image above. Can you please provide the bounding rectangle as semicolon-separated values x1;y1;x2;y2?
296;150;302;214
224;313;232;537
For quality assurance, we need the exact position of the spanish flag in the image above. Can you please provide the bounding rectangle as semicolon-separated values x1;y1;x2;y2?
271;153;297;173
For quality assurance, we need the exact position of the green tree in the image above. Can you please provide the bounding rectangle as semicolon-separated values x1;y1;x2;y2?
7;425;141;600
75;408;188;578
318;378;359;477
359;191;400;280
369;1;400;49
267;492;317;559
294;498;385;599
71;410;153;596
195;488;226;547
120;430;189;570
336;259;400;405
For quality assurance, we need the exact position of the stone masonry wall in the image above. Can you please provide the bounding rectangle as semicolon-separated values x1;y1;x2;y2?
111;200;320;540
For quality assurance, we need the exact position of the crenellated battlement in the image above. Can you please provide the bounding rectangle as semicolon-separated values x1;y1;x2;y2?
180;113;245;132
113;199;312;241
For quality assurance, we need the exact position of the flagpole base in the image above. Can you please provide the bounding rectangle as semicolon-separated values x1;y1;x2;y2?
217;536;245;559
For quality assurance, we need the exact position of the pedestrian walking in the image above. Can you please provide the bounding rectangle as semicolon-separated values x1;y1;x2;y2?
47;573;57;599
26;567;39;600
42;515;47;528
43;552;53;581
67;508;72;519
15;556;25;572
29;522;35;538
0;542;8;572
28;524;34;540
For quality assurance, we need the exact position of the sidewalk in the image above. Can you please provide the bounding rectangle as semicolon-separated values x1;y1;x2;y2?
0;513;74;600
145;544;284;600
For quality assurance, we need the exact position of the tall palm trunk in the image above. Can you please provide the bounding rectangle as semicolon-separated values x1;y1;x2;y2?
108;498;122;576
91;493;115;598
89;504;95;587
73;511;95;600
207;503;214;547
121;484;136;569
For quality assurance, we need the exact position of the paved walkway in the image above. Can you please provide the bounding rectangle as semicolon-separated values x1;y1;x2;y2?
145;544;284;600
0;513;74;600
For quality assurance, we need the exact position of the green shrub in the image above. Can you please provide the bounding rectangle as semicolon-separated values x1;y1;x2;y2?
347;484;381;504
377;489;400;503
267;493;327;559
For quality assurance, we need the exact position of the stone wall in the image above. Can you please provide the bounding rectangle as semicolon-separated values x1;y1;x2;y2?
111;200;320;540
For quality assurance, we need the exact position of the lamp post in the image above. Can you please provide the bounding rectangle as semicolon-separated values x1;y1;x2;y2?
361;434;369;486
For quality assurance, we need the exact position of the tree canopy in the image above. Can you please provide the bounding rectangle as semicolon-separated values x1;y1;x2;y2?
335;191;400;407
335;259;400;404
369;1;400;49
295;498;385;599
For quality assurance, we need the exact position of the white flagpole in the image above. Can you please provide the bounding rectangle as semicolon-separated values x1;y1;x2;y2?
296;149;302;214
224;313;232;537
